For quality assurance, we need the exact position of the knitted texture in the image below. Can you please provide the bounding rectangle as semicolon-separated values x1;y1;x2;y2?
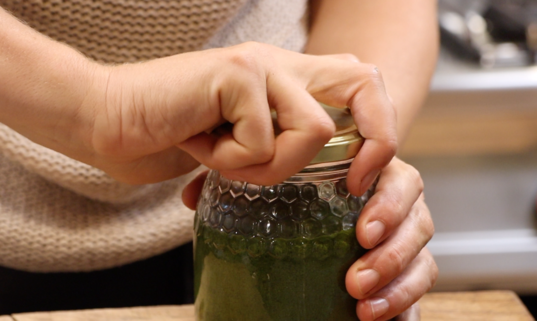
0;0;308;272
0;124;163;204
2;0;247;63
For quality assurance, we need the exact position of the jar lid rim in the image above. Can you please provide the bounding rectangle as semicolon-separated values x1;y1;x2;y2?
310;103;363;164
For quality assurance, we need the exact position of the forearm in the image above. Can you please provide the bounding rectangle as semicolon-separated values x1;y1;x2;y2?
0;7;102;160
306;0;438;142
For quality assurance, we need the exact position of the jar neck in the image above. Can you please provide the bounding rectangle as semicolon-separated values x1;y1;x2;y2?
284;159;353;183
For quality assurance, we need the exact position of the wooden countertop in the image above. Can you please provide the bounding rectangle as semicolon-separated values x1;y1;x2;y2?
420;291;533;321
1;291;533;321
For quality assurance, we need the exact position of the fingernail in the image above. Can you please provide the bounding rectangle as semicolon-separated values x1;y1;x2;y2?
366;221;385;247
360;169;380;195
356;269;380;295
369;298;389;319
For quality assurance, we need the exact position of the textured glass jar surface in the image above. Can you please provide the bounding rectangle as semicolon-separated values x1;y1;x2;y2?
194;170;372;321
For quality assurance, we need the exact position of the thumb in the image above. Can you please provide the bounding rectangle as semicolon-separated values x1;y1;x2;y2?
182;171;209;210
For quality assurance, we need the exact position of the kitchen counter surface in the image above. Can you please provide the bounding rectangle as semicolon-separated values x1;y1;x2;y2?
1;291;533;321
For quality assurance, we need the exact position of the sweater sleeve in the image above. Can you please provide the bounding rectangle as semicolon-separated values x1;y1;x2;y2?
0;123;205;204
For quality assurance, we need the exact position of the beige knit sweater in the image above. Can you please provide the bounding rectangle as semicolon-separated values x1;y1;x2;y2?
0;0;309;272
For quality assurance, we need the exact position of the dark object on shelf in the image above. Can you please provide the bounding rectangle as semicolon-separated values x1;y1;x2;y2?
486;0;537;57
439;13;482;62
439;0;537;67
483;1;529;43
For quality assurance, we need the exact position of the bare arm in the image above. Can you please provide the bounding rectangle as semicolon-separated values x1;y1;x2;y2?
306;0;439;141
306;2;439;320
0;7;100;159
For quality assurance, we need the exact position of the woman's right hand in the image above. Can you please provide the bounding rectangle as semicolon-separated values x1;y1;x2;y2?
82;42;397;193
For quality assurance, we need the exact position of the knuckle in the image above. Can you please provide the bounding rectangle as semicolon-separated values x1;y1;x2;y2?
339;53;360;62
425;215;435;240
415;203;435;242
430;261;439;289
380;196;406;224
384;137;399;155
397;284;415;311
386;244;406;275
226;43;265;74
399;162;424;193
423;250;439;289
425;222;435;243
315;118;337;141
378;137;398;161
408;166;424;192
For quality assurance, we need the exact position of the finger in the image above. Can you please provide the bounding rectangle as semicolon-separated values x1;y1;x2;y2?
181;170;209;210
294;57;397;196
323;53;361;63
356;248;437;321
345;65;397;196
394;303;421;321
220;74;335;185
356;158;424;249
178;69;276;170
346;196;434;300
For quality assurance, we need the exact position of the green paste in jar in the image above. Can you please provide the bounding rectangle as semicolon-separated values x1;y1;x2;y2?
194;224;365;321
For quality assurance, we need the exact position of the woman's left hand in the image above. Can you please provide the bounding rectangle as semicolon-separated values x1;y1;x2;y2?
182;156;437;321
345;156;437;321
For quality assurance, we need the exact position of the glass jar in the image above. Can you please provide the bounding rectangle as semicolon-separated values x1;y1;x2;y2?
193;105;372;321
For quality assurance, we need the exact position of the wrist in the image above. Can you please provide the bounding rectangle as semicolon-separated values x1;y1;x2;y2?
22;46;107;164
78;62;113;164
0;7;111;164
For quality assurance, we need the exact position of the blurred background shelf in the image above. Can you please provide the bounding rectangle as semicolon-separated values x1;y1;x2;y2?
401;53;537;159
400;53;537;294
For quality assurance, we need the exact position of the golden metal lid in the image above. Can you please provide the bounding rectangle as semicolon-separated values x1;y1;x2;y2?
310;104;363;164
272;103;363;165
